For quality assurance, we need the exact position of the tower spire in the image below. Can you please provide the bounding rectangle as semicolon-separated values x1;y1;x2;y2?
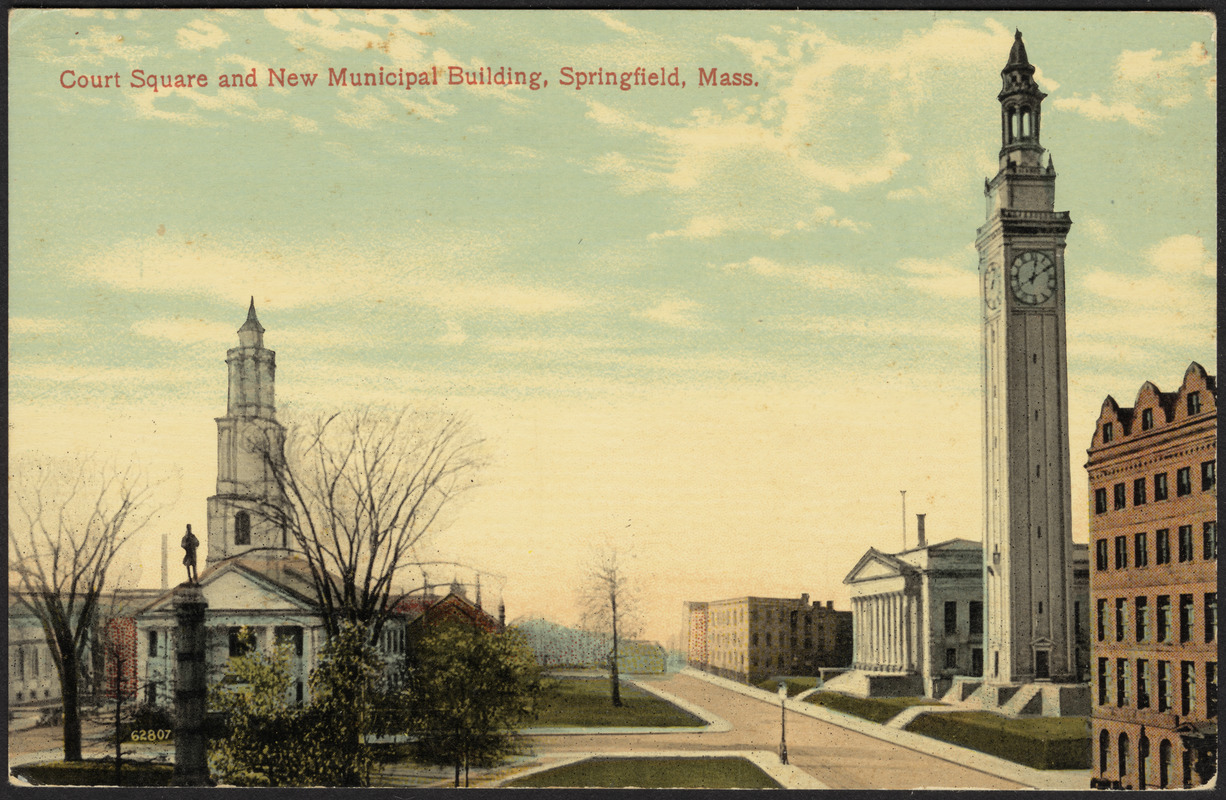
997;29;1047;166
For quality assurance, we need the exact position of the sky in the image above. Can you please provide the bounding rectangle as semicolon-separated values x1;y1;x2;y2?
8;10;1216;646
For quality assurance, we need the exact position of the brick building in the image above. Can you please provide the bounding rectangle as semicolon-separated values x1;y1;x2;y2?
1087;362;1217;789
685;595;851;684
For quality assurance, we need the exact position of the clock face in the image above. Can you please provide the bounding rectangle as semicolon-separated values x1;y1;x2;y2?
1009;250;1055;305
983;262;1002;310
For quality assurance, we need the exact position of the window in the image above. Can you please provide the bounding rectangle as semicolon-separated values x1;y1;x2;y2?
1157;596;1171;643
1142;408;1155;430
275;626;304;656
1136;597;1149;642
229;627;254;658
1208;662;1218;718
1207;593;1217;643
790;635;797;649
945;648;957;669
1158;661;1172;712
1096;539;1109;570
972;648;983;677
1154;473;1169;501
1137;659;1151;709
944;601;957;635
1205;522;1218;560
1159;740;1172;788
1117;657;1130;706
1099;729;1110;774
1116;598;1128;642
1096;599;1108;641
1177;467;1192;497
146;683;157;706
1134;477;1147;506
1114;483;1127;510
1181;661;1196;715
1179;525;1194;562
1119;733;1129;778
148;630;158;658
1114;537;1128;569
1188;391;1202;415
1203;460;1216;492
751;633;758;647
1156;529;1171;565
1098;658;1109;705
967;601;983;636
1180;594;1194;643
1135;531;1148;568
765;633;771;647
804;637;812;650
790;610;798;630
1102;422;1114;443
296;682;304;704
1095;488;1109;515
234;511;251;546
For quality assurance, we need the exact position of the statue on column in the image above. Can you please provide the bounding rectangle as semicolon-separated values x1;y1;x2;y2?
181;524;199;584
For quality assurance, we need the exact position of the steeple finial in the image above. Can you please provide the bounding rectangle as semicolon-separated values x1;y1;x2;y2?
1007;30;1029;67
239;297;265;334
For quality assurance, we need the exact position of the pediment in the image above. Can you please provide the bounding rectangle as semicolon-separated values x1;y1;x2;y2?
844;548;911;584
138;563;315;617
856;559;901;580
1031;636;1055;648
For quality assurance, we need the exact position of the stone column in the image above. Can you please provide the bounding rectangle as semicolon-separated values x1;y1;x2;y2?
171;584;213;786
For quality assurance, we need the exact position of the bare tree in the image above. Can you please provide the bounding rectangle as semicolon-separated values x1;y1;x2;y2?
579;546;640;707
251;407;483;640
8;458;158;761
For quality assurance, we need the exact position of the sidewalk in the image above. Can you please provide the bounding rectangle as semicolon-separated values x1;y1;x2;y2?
682;667;1091;791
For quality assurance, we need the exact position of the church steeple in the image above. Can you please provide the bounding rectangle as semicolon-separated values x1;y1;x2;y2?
998;30;1047;166
238;296;265;348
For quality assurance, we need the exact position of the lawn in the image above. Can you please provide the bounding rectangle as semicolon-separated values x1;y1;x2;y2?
905;711;1090;770
507;757;782;788
12;759;174;787
533;677;705;728
805;691;942;723
755;676;820;697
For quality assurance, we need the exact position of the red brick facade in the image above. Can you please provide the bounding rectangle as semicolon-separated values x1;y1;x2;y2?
1087;362;1217;789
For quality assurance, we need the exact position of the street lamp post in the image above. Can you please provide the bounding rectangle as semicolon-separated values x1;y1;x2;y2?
778;681;788;765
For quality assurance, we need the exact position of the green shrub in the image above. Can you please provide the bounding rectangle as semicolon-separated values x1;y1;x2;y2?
755;676;819;697
13;759;173;786
905;711;1090;770
805;691;940;723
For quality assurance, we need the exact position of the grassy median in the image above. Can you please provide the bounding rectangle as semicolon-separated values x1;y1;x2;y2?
755;676;820;697
904;711;1090;770
507;756;782;788
533;677;705;728
805;691;941;723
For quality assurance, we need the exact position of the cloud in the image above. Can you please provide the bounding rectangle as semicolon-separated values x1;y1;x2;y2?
638;299;705;328
719;256;873;292
1052;94;1154;129
896;254;978;299
649;215;737;241
587;11;640;36
1146;234;1215;278
176;19;229;50
132;317;236;345
438;320;467;346
10;318;68;335
74;236;589;320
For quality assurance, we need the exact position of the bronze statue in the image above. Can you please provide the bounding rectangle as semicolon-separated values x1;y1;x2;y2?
181;524;199;583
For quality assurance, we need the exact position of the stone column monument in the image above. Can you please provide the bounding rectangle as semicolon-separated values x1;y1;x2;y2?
171;527;212;786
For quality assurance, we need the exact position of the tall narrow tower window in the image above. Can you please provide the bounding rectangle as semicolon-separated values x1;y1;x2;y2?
235;511;251;545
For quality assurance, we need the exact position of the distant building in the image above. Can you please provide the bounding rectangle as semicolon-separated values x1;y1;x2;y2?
685;594;851;684
832;518;1088;701
1087;362;1217;789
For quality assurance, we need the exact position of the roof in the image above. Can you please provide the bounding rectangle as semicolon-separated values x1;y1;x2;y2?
238;297;265;334
134;553;320;616
1006;30;1029;67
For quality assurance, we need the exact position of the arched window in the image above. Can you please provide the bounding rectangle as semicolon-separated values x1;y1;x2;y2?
1159;739;1172;788
1138;734;1149;788
1010;110;1019;141
1021;110;1031;137
1119;732;1129;778
235;511;251;545
1099;730;1110;774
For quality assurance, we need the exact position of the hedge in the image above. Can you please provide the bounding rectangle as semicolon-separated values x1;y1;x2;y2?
805;691;940;723
13;759;175;787
904;711;1090;770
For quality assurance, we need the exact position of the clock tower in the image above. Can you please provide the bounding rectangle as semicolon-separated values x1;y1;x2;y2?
976;32;1075;684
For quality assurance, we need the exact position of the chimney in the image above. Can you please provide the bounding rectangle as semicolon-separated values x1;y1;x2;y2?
827;600;833;610
161;532;168;590
498;601;506;632
917;513;927;548
801;593;809;606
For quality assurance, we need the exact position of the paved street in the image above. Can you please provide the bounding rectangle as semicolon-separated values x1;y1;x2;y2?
528;673;1025;790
